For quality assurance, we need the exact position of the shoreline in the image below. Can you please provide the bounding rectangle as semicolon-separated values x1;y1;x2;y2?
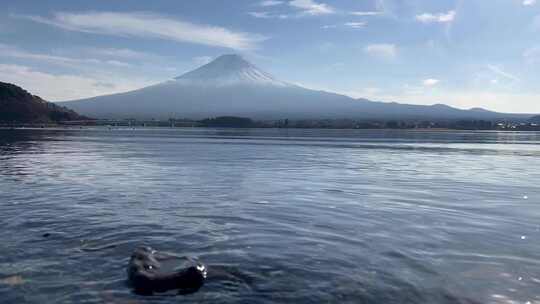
1;125;539;132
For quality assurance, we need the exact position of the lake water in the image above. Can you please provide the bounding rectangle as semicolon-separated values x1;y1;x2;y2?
1;128;540;303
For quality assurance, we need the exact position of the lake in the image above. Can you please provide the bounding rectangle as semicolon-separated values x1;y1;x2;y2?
1;128;540;303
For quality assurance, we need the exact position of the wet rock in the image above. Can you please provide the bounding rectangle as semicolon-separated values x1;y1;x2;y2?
127;246;206;295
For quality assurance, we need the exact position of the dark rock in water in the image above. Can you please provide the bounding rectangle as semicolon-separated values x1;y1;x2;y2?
42;233;51;238
127;246;207;295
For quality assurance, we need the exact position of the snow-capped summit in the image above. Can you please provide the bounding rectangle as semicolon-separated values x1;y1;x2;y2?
174;54;289;87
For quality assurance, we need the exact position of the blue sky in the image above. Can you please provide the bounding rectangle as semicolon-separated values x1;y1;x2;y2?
1;0;539;113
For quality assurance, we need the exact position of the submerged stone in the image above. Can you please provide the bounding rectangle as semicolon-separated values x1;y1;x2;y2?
127;246;206;295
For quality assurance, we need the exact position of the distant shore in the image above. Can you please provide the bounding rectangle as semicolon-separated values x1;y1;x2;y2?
1;124;539;132
2;115;539;131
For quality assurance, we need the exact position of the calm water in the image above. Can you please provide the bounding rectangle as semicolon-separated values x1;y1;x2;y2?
1;128;540;304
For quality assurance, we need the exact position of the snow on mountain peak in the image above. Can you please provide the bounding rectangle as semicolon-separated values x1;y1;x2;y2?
174;54;290;87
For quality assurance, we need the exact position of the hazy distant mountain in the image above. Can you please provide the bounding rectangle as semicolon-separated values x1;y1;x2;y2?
529;115;540;123
469;107;491;112
61;54;533;121
0;82;87;123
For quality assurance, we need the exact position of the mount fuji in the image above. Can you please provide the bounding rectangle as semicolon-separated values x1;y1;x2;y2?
60;54;531;121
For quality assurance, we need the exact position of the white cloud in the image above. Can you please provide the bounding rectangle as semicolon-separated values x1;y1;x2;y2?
0;64;154;101
487;64;520;82
344;22;367;29
259;0;284;6
423;78;440;86
15;12;265;50
416;10;456;23
523;0;536;6
289;0;335;15
364;44;397;59
350;11;382;16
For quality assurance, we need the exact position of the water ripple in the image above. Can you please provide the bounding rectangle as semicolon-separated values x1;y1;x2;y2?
1;128;540;303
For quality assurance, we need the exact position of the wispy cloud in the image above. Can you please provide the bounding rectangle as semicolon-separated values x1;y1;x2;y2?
364;43;397;59
85;47;156;60
322;22;367;30
248;11;272;18
523;0;536;6
350;11;382;16
416;10;456;24
259;0;284;6
14;12;265;50
248;11;289;19
487;64;520;82
0;44;186;96
0;44;132;68
344;22;367;29
0;64;154;101
422;78;440;87
253;2;379;19
289;0;335;15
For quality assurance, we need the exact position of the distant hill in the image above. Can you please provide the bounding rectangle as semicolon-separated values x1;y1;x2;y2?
469;107;490;112
529;115;540;123
61;54;534;122
0;82;87;123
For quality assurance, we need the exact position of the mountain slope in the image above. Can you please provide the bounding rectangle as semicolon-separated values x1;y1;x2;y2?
60;54;533;121
0;82;87;123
